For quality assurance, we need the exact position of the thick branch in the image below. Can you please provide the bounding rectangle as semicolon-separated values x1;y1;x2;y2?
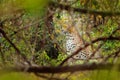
50;2;120;16
15;63;120;73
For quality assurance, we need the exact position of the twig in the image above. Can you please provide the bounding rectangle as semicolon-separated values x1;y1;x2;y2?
103;49;120;62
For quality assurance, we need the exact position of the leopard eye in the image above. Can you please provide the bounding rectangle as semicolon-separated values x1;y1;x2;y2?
76;56;79;57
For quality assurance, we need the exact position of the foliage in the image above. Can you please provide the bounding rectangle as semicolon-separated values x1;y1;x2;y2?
0;0;120;80
0;72;37;80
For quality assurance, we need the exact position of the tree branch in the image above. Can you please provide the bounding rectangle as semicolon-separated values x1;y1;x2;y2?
15;63;120;73
50;2;120;16
0;28;30;64
59;36;120;66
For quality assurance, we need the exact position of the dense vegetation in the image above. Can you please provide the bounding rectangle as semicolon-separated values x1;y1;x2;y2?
0;0;120;80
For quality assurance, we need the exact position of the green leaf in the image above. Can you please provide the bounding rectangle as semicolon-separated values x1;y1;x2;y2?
21;0;49;16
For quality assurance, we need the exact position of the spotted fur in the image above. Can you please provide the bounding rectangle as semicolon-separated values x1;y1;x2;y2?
63;27;91;60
